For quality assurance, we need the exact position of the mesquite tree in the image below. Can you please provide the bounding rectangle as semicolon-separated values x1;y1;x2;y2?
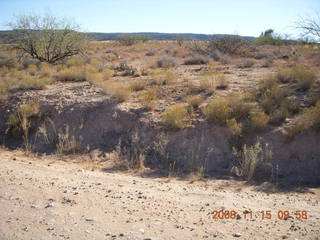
8;13;88;63
296;12;320;41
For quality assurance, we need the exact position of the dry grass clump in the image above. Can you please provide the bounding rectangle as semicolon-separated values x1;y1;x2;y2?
56;68;87;82
105;82;131;103
250;111;269;131
236;59;255;68
226;118;242;136
0;56;18;69
184;78;199;95
186;95;204;109
184;55;210;65
129;79;146;91
227;93;253;120
203;93;254;126
56;126;80;154
277;64;316;91
285;101;320;138
17;76;53;90
66;57;86;67
162;103;188;130
6;100;41;150
139;86;160;109
256;75;301;123
202;97;229;125
215;73;229;89
199;71;229;92
156;57;177;68
258;75;289;111
150;70;176;85
233;140;271;181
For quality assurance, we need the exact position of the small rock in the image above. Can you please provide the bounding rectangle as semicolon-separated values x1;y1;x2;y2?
138;228;145;233
233;233;241;237
45;203;54;208
85;218;96;222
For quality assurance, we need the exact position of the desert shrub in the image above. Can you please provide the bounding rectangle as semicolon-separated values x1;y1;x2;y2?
210;49;230;64
106;82;131;103
0;56;17;69
156;57;177;68
257;75;290;114
199;73;216;94
162;103;188;130
207;35;249;55
226;118;242;136
285;101;320;138
150;70;176;85
237;59;255;68
261;58;273;68
215;74;229;89
65;57;86;67
199;71;228;92
6;100;41;150
145;50;155;56
255;52;272;59
184;78;199;94
20;58;40;69
140;86;160;109
202;97;229;125
129;79;146;91
184;55;210;65
277;65;316;91
188;42;208;55
186;95;204;109
250;112;269;131
233;140;272;181
227;93;253;121
56;68;87;82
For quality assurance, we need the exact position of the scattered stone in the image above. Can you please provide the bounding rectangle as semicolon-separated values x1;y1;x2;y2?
233;233;241;237
45;203;54;208
138;228;145;233
85;218;96;222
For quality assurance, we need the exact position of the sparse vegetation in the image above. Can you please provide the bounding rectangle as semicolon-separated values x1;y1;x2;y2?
184;55;210;65
233;140;272;181
186;95;204;109
277;65;316;91
156;57;177;68
56;126;80;154
250;112;269;131
202;97;229;125
162;103;188;130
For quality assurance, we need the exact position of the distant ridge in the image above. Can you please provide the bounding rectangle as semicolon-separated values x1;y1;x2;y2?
88;32;256;41
0;30;256;42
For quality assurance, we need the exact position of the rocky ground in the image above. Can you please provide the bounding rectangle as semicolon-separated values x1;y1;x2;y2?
0;149;319;240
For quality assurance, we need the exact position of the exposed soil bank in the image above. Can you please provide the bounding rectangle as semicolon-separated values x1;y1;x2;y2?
1;82;319;186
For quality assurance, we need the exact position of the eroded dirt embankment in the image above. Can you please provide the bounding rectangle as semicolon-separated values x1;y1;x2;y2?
0;81;319;186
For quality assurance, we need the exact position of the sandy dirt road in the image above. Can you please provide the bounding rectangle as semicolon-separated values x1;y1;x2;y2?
0;150;319;240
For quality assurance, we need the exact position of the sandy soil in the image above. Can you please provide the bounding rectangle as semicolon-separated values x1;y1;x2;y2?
0;149;319;240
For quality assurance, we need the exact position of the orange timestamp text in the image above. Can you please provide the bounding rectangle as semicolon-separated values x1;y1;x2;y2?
211;209;308;220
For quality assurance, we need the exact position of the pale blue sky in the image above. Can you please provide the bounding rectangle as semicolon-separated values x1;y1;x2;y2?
0;0;319;37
